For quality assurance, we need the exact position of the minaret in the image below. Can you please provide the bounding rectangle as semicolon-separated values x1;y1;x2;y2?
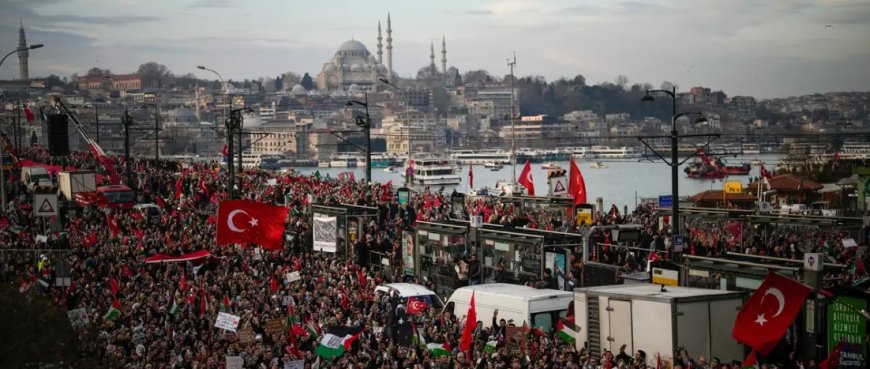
441;35;447;74
429;42;436;75
376;21;383;64
18;20;29;80
386;13;393;78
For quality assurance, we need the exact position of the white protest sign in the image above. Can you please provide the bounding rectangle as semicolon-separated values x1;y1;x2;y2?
286;271;301;283
285;360;304;369
215;312;241;332
67;308;88;329
226;356;243;369
313;216;337;253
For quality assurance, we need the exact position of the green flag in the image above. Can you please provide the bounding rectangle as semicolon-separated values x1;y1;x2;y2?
314;170;321;179
104;306;121;321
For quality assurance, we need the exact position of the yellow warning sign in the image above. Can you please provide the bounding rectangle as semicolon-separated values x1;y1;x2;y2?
724;180;742;194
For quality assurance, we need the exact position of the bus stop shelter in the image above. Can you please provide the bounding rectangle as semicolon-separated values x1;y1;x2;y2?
477;226;583;289
311;203;379;262
413;220;471;295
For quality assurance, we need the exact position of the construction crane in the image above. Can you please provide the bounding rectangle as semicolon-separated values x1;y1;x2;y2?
52;95;123;185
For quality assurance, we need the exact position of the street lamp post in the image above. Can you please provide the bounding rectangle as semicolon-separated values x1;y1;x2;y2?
122;109;133;189
142;103;160;161
346;93;373;184
378;77;411;185
0;43;42;208
197;66;236;171
640;86;709;238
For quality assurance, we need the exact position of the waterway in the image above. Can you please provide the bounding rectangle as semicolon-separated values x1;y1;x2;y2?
296;154;783;208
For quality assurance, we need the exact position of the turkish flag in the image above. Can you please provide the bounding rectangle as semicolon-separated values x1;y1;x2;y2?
518;160;535;196
106;214;120;238
406;297;429;315
568;159;587;205
732;271;811;355
459;291;477;352
23;106;35;123
216;200;289;250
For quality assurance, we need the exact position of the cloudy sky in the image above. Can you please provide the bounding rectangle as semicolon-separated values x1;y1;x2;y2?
1;0;868;98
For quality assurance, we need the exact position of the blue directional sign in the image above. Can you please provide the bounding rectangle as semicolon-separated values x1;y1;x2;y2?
673;234;684;246
658;195;673;208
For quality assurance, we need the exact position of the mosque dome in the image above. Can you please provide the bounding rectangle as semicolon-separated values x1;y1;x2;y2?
290;84;307;95
337;40;369;54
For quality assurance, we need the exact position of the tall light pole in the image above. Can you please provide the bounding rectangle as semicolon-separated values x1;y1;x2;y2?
346;93;372;184
225;107;252;200
105;75;135;190
640;87;710;238
0;43;42;208
197;65;234;169
378;77;411;185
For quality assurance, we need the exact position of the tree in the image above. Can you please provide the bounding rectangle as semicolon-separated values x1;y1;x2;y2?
281;71;301;90
462;70;493;85
300;73;315;90
660;81;678;92
42;74;64;89
86;67;110;76
137;62;173;89
614;75;630;90
572;74;586;87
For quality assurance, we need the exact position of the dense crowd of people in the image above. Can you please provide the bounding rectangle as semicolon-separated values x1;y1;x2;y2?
0;147;865;368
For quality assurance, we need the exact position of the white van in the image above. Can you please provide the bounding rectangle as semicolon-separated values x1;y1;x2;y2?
375;283;444;310
441;283;573;334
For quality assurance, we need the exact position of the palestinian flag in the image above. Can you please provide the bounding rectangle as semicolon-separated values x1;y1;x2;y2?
306;320;322;339
556;320;577;345
427;343;451;357
104;298;122;321
315;325;363;359
484;340;498;354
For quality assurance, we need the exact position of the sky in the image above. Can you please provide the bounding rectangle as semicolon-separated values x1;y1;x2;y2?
1;0;869;99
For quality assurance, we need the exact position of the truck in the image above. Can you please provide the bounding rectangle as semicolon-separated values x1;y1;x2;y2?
574;284;745;367
442;284;574;334
58;171;97;201
21;166;55;192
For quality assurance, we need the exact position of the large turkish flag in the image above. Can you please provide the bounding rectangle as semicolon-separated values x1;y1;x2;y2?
732;271;811;355
216;200;289;250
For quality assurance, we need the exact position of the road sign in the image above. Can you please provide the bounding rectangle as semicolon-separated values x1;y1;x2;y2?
548;176;567;196
658;195;673;208
673;234;684;246
33;194;58;217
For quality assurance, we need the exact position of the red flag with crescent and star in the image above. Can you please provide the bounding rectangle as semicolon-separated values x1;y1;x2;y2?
518;160;535;196
406;297;429;315
732;271;811;355
216;200;289;250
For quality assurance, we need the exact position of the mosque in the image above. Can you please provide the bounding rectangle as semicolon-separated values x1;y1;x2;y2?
315;13;448;93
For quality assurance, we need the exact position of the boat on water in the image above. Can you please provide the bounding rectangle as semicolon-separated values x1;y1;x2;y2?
370;153;404;168
406;155;462;186
586;146;642;159
484;161;503;170
450;149;512;165
383;166;398;173
541;163;561;170
685;147;750;178
493;180;526;196
589;162;607;169
329;154;359;168
741;143;761;155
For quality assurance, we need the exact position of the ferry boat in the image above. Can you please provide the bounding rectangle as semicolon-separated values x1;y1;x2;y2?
493;180;526;196
317;161;331;168
741;143;761;155
240;153;261;169
838;143;870;160
586;146;642;159
329;154;359;168
484;161;503;170
450;150;512;165
541;163;561;170
589;162;607;169
370;153;404;168
407;155;461;186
